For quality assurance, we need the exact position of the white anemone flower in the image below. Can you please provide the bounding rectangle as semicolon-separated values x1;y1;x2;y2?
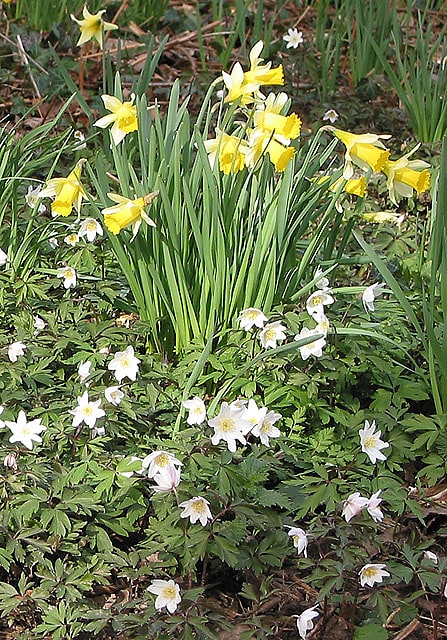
362;282;386;313
57;266;77;289
208;401;251;452
359;420;390;464
69;390;106;429
306;290;334;319
8;341;26;363
285;526;308;557
283;28;304;49
142;450;183;479
295;327;326;360
79;217;103;242
108;345;141;382
179;496;213;526
366;490;384;522
5;410;46;450
250;409;282;446
0;248;7;266
322;109;339;124
147;579;181;613
78;360;92;382
238;307;268;330
182;396;207;425
296;605;319;639
359;563;390;587
104;386;124;406
259;321;287;349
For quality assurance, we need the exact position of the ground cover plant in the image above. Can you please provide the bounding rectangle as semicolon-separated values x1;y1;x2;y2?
1;1;447;639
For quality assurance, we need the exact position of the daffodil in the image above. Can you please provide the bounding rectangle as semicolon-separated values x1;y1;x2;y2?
243;40;284;87
204;130;247;174
222;63;258;105
71;7;118;49
222;41;283;104
331;128;391;179
382;145;431;205
102;192;157;237
244;128;295;172
253;92;301;142
95;94;138;145
39;160;86;217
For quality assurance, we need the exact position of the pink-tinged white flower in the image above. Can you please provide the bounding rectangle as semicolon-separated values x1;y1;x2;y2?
179;496;213;526
5;410;46;450
104;386;124;405
64;232;79;246
323;109;339;124
259;320;287;349
79;217;103;242
366;490;384;522
108;345;141;382
142;450;183;479
0;248;7;266
3;452;18;471
423;550;438;564
208;401;252;452
147;579;181;613
182;396;207;425
296;605;319;639
295;327;326;360
359;563;390;587
285;526;308;556
151;465;181;493
306;290;334;319
342;492;369;522
78;360;92;382
283;28;304;49
8;341;26;363
362;282;386;313
57;266;77;289
69;390;106;429
238;307;268;331
250;409;282;446
359;420;390;464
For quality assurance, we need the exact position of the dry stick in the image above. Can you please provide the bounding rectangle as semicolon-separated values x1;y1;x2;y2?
111;0;130;26
15;34;44;119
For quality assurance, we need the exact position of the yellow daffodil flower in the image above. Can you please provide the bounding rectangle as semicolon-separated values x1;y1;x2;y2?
204;130;248;174
102;192;158;237
243;40;284;87
382;145;430;205
253;92;301;142
331;128;391;179
95;94;138;145
222;63;259;105
244;129;295;172
329;175;367;197
39;160;86;217
222;41;283;104
71;7;118;49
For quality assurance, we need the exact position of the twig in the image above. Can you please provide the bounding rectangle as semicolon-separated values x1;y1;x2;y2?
15;35;44;118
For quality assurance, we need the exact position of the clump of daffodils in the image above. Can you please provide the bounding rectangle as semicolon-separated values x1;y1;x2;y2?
322;127;431;208
204;41;301;174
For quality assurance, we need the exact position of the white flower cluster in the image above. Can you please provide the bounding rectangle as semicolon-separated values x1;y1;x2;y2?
183;396;282;452
238;266;333;360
